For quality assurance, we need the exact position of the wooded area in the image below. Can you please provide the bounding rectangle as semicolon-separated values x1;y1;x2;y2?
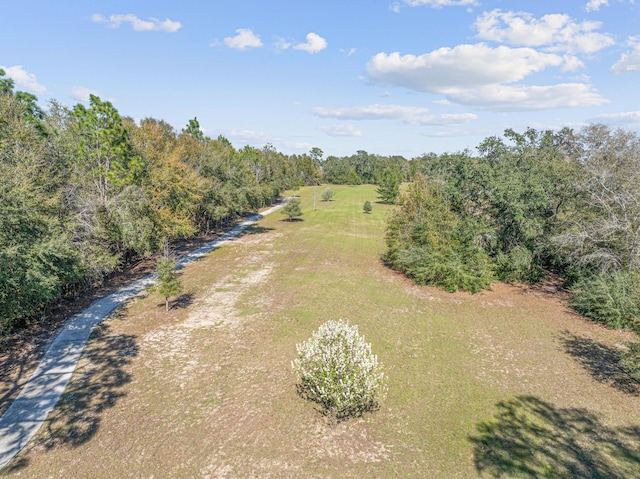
2;67;640;337
0;71;321;335
386;127;640;332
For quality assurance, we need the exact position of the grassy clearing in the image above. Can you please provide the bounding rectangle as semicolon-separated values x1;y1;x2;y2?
3;185;640;478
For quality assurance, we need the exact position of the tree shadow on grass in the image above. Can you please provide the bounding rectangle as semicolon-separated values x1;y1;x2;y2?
469;396;640;478
242;225;275;235
560;332;640;396
36;323;137;450
172;292;194;310
2;455;29;474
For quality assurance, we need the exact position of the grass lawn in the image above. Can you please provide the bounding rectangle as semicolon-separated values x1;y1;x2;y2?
3;185;640;478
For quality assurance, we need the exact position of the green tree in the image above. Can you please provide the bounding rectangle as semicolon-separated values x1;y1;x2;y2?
0;92;85;333
376;164;402;204
385;174;494;293
72;95;143;205
282;198;303;221
182;117;204;142
363;200;372;214
475;128;578;282
0;68;15;94
0;69;46;134
309;147;324;163
321;188;334;201
152;254;183;312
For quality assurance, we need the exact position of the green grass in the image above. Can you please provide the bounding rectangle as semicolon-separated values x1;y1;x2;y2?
4;185;640;478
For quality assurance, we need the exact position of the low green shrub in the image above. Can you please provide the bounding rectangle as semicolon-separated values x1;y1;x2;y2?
570;271;640;331
321;188;334;202
392;244;493;294
620;342;640;382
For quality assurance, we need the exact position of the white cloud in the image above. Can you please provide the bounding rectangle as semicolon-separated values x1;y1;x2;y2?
562;55;585;72
474;10;614;54
340;47;357;56
611;40;640;73
420;129;480;138
390;3;402;13
318;124;363;137
274;37;292;52
589;111;640;124
444;83;607;111
91;13;181;32
402;0;479;7
312;104;429;120
586;0;609;11
312;104;478;126
70;86;100;102
407;113;478;125
223;28;263;50
366;43;609;111
367;44;564;92
220;128;270;143
0;65;49;95
293;33;327;54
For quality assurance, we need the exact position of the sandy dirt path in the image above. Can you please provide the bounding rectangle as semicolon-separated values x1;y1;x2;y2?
0;204;285;471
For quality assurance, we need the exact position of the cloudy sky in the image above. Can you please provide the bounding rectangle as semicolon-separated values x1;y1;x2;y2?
2;0;640;157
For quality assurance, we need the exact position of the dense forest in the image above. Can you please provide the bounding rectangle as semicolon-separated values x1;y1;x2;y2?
2;68;640;337
0;71;321;335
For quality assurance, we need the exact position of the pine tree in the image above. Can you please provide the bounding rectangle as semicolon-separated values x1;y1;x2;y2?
282;198;303;221
153;253;183;312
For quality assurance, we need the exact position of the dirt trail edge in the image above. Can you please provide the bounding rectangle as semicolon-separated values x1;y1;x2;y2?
0;203;285;471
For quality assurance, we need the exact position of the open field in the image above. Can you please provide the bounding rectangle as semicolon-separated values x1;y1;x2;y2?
3;185;640;478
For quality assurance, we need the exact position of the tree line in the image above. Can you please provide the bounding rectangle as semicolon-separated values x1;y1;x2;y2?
0;71;321;336
385;126;640;332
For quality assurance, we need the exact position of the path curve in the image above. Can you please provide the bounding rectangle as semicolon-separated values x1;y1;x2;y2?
0;203;285;470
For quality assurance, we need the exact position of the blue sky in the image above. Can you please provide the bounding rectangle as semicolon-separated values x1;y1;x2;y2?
2;0;640;158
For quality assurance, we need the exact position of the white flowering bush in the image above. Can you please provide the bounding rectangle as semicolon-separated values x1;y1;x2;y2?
292;319;387;421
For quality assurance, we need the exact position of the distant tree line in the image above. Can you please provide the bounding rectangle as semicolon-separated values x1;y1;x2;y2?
0;70;321;335
321;150;408;186
386;126;640;332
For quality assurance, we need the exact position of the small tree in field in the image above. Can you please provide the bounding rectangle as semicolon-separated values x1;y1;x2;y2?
321;188;334;202
292;319;387;423
363;200;372;214
151;255;183;312
282;198;303;221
